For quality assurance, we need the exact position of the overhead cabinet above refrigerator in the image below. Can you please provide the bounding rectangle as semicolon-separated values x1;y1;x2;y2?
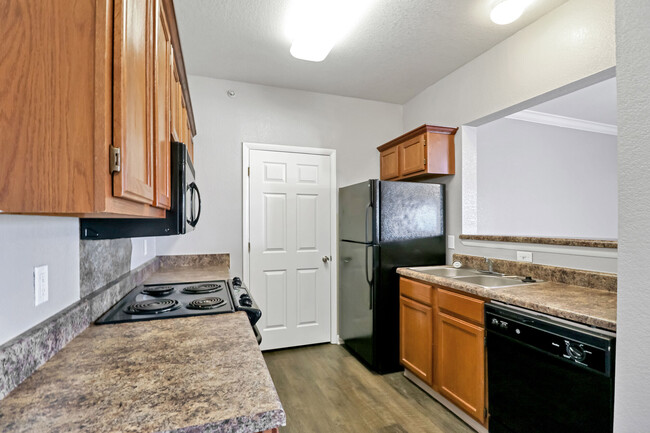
339;180;446;373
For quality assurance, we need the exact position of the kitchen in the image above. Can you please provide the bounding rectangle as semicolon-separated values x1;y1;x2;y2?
0;0;647;432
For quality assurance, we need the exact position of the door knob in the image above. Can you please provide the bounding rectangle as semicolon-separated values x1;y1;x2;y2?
322;256;331;263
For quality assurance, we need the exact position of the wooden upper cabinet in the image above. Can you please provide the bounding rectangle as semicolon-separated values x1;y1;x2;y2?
170;55;181;142
0;0;196;217
113;0;155;205
153;0;172;210
380;146;399;180
377;125;457;181
399;134;427;176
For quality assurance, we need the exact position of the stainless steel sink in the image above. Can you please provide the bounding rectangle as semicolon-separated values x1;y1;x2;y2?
453;275;528;288
408;267;482;277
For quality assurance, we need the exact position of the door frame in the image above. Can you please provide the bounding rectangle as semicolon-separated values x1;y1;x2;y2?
242;142;338;345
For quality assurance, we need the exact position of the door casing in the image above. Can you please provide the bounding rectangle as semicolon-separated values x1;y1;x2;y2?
242;142;338;345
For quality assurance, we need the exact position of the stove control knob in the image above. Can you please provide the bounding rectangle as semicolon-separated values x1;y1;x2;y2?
240;298;253;307
491;318;499;326
232;277;242;286
499;321;508;330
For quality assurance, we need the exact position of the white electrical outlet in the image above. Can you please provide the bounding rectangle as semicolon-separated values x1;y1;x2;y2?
34;265;49;306
447;235;455;249
144;239;148;256
517;251;533;262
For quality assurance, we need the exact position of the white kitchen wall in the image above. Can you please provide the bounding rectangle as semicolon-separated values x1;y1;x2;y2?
614;0;650;430
130;237;157;269
156;76;403;277
403;0;617;273
0;215;80;346
476;118;617;238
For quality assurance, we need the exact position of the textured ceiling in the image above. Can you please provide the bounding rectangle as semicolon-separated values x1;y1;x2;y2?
530;77;617;125
175;0;569;104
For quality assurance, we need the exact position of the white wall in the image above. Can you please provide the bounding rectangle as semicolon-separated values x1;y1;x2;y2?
614;0;650;430
130;237;157;269
156;76;403;277
476;118;617;238
0;216;80;345
403;0;617;273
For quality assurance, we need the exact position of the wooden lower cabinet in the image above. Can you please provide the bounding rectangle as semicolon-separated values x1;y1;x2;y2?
399;295;433;385
399;278;488;427
436;311;486;424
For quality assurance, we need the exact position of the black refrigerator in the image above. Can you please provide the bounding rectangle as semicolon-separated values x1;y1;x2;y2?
339;180;445;373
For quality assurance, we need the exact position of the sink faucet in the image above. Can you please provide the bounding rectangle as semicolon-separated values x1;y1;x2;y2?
485;257;494;273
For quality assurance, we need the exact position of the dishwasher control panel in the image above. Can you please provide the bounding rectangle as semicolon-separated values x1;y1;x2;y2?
486;304;614;376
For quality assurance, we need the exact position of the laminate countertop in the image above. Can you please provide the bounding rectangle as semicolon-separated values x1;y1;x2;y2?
0;266;285;433
397;266;616;331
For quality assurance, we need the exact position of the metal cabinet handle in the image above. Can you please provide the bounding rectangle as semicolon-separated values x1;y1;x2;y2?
322;256;331;263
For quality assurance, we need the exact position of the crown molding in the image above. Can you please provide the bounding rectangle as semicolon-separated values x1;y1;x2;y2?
506;110;617;136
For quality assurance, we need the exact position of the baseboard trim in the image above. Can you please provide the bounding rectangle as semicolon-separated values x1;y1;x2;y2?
404;369;488;433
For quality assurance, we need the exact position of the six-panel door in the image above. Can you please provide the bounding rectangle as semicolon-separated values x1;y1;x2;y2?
249;149;332;350
113;0;155;205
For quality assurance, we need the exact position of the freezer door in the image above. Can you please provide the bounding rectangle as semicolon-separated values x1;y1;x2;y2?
339;240;375;366
379;181;444;243
339;180;375;243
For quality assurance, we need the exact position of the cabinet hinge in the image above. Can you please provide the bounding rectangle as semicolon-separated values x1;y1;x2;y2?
248;242;251;252
423;158;427;165
109;145;121;173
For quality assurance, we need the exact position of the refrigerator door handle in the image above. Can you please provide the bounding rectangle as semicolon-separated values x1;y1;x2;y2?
365;203;372;244
365;244;374;309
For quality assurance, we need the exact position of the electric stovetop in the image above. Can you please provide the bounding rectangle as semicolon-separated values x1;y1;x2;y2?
96;280;236;325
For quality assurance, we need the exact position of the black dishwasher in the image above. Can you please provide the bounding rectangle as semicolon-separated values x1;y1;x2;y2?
486;302;615;433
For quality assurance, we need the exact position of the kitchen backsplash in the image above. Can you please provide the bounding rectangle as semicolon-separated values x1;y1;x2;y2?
453;254;617;292
79;239;133;297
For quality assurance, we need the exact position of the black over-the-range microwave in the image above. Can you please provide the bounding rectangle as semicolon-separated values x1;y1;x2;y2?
80;142;201;240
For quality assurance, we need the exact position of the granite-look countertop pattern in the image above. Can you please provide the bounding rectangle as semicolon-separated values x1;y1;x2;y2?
458;234;618;249
397;267;616;331
0;313;285;433
144;265;232;285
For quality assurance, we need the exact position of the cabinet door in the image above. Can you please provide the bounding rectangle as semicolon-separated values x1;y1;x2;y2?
436;311;486;423
113;0;155;204
170;53;181;142
380;147;399;180
399;134;426;176
153;0;171;209
400;296;433;385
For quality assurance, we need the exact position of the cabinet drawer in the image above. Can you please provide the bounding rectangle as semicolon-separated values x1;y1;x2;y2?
437;288;484;325
400;278;433;306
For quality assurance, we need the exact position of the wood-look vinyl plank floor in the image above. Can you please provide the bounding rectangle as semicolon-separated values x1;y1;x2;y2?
263;344;475;433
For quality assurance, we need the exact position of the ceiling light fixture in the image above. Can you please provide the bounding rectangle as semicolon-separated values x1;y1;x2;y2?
490;0;534;25
286;0;374;62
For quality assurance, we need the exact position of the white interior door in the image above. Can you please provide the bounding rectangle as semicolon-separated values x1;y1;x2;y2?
249;148;332;350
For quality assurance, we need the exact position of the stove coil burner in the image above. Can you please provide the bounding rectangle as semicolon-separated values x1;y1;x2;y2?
125;299;180;315
182;283;223;294
187;297;226;310
141;286;175;297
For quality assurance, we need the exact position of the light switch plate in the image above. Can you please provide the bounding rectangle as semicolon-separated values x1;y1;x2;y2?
447;235;455;249
34;265;49;306
516;251;533;262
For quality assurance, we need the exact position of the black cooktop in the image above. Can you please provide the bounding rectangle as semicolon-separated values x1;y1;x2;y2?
96;280;236;324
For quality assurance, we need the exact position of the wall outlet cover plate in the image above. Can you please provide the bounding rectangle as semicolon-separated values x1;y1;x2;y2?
516;251;533;262
34;265;49;306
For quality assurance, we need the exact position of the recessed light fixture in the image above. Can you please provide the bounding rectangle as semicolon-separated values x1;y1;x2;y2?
286;0;374;62
490;0;534;25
